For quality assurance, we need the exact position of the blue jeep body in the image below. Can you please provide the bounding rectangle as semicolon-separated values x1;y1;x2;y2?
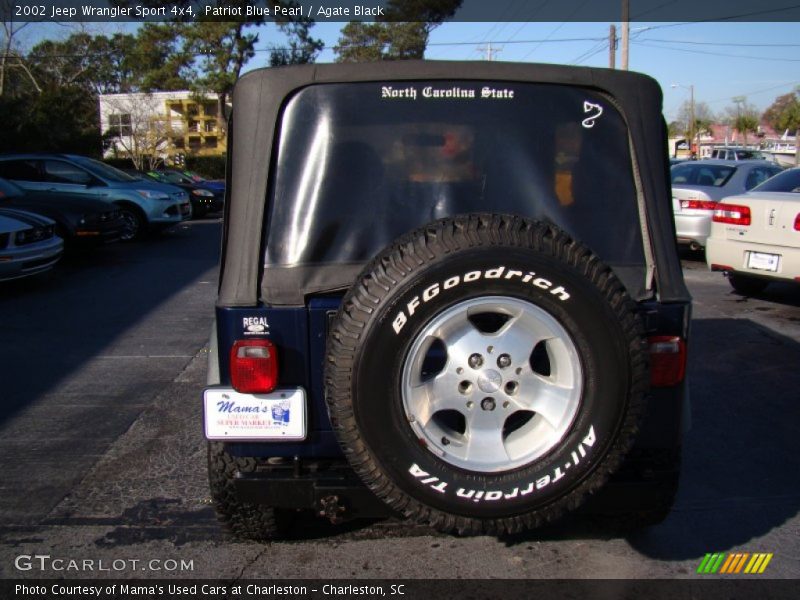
206;61;692;535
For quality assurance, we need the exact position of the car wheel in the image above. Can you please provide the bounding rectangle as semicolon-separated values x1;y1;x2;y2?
118;207;144;242
207;442;288;540
325;214;648;535
728;273;768;296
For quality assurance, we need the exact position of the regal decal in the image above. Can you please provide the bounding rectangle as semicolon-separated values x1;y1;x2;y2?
243;316;270;336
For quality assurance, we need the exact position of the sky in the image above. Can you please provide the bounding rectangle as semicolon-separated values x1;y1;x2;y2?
13;20;800;125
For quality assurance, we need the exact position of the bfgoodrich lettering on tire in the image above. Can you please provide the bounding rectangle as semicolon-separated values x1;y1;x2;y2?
325;214;649;534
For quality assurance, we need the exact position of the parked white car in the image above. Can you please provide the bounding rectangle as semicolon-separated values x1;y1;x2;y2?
706;167;800;294
671;160;783;250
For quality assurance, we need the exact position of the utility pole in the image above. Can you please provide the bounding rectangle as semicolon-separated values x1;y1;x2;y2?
478;42;503;61
689;85;695;156
621;0;629;70
672;83;696;157
609;24;616;69
732;95;747;147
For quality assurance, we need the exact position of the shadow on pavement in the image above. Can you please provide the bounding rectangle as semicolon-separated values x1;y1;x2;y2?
730;280;800;309
0;223;220;428
624;317;800;560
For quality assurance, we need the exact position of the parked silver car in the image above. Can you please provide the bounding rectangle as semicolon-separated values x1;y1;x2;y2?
0;208;64;281
671;160;783;250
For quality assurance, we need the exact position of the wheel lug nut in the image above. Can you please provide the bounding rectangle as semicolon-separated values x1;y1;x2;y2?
505;381;519;395
458;381;473;395
497;353;512;368
481;397;496;411
468;353;484;369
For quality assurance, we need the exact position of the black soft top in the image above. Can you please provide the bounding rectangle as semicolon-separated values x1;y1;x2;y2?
219;61;689;307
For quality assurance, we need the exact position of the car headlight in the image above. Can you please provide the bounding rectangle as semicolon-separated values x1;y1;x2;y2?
191;188;215;197
136;189;170;201
15;226;49;245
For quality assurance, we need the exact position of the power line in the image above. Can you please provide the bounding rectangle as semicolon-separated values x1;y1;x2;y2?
571;39;608;65
704;81;800;105
632;40;800;62
21;36;610;60
639;38;800;48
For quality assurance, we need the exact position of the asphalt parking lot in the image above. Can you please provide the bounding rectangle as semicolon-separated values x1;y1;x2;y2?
0;221;798;582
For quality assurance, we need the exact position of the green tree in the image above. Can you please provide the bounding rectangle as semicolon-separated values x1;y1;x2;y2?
335;0;462;62
133;23;192;92
0;86;101;155
182;20;259;129
1;3;36;97
676;100;715;141
725;97;760;147
269;19;324;67
27;32;140;95
762;89;800;166
183;2;323;128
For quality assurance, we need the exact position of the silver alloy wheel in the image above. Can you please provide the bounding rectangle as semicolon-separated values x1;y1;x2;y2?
401;296;583;473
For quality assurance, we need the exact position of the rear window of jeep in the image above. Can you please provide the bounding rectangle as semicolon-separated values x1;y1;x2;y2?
265;81;644;270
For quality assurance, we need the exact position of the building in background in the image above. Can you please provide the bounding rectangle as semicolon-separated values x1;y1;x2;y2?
98;91;228;169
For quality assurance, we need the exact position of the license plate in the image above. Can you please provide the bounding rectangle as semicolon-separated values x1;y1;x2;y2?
204;388;306;441
747;251;779;272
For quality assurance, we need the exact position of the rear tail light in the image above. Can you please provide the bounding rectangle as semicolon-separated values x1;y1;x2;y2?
680;199;717;210
649;336;687;387
794;213;800;231
230;339;278;393
710;263;734;272
713;203;751;226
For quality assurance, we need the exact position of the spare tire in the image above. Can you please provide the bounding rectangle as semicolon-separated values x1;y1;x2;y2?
325;214;648;534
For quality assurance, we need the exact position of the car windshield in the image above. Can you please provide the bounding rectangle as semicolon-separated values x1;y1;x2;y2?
735;150;766;160
0;177;25;199
182;170;207;182
752;168;800;193
158;170;193;184
146;171;170;183
73;157;138;183
671;164;736;187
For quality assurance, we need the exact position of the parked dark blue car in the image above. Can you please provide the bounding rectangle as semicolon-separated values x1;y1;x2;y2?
0;154;191;240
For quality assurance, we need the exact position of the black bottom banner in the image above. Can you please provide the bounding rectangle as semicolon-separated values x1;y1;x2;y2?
3;579;799;600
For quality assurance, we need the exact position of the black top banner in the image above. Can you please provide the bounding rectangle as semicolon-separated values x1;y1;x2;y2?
3;0;800;23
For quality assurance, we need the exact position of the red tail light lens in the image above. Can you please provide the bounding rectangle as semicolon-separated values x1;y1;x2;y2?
680;199;717;210
649;336;687;387
794;213;800;231
713;203;751;226
230;339;278;393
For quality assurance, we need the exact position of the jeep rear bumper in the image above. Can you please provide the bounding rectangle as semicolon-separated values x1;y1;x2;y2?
232;449;681;524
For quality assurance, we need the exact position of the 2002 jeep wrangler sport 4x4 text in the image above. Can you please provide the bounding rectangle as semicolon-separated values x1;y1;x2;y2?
203;61;691;539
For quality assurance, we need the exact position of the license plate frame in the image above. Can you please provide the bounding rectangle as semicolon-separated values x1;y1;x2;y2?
203;387;306;441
